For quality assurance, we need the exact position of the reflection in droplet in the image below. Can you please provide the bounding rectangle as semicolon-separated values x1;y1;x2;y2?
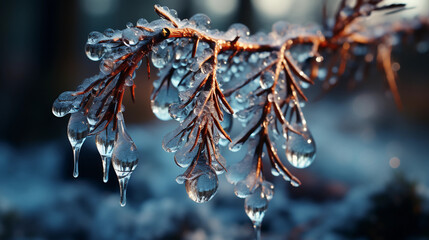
285;123;316;169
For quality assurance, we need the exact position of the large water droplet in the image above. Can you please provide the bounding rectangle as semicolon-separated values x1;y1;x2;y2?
189;13;211;29
95;123;117;183
285;123;316;168
185;161;218;203
67;112;90;178
122;28;141;46
111;113;139;206
151;47;172;69
87;31;103;44
99;59;114;74
151;85;179;121
85;43;105;61
244;187;268;238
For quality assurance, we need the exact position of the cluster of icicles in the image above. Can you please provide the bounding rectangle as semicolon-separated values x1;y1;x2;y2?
52;5;318;237
53;94;137;207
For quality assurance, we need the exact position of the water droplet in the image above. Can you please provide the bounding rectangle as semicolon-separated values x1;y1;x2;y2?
87;31;103;44
111;113;139;206
185;161;218;203
85;43;105;61
176;175;186;184
151;85;179;121
261;181;274;200
245;187;268;232
124;75;134;87
227;23;250;37
290;179;301;187
95;123;117;183
190;13;211;29
136;18;148;27
270;168;279;176
67;112;90;178
285;123;316;168
201;62;213;74
122;28;140;46
234;180;252;198
104;28;115;37
99;59;114;74
151;47;172;69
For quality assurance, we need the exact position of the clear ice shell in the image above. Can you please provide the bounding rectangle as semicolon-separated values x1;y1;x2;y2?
185;161;218;203
285;123;316;169
95;123;117;183
111;113;139;206
67;112;90;178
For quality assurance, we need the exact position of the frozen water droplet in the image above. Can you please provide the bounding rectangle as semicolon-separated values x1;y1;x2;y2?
122;28;140;46
176;175;186;184
87;31;103;44
190;13;211;29
261;181;274;200
85;43;105;61
151;86;179;121
124;75;134;87
104;28;115;37
67;112;90;178
234;180;252;198
99;59;114;74
290;179;301;187
285;123;316;168
151;47;171;68
201;62;213;74
137;18;148;27
270;168;279;176
227;23;250;37
126;22;133;28
245;187;268;229
111;113;139;206
185;161;218;203
95;123;117;183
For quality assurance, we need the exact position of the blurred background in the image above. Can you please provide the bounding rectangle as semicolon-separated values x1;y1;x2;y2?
0;0;429;239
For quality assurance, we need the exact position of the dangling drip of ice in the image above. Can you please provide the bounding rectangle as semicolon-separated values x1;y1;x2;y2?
244;186;268;240
111;112;139;206
95;122;117;183
67;112;90;178
184;157;218;203
285;122;316;169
